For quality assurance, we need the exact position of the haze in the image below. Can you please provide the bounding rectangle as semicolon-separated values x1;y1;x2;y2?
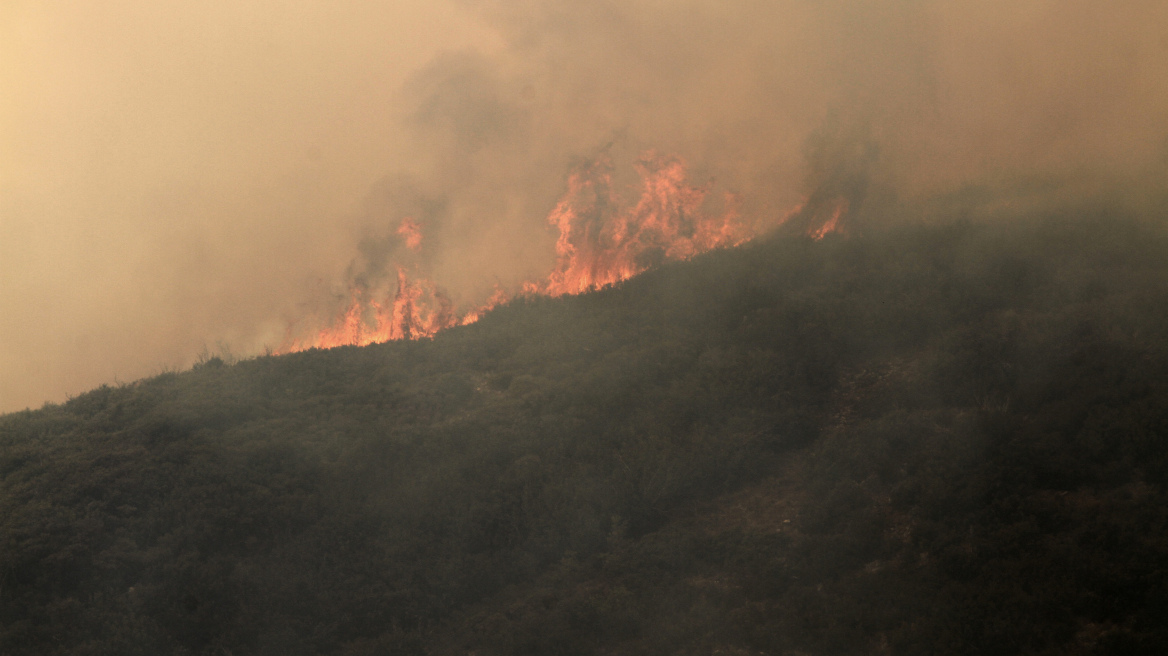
3;0;1167;413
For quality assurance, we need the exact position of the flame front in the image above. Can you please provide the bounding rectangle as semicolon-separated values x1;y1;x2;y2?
279;152;788;353
809;199;847;240
531;152;748;297
280;266;456;353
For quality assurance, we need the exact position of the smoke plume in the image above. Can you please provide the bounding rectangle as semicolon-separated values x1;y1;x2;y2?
2;0;1167;411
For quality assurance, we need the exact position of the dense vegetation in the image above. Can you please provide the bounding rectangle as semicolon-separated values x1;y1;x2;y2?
3;209;1168;655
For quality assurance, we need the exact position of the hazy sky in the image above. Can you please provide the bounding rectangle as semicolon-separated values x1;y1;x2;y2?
3;0;1167;412
1;1;498;411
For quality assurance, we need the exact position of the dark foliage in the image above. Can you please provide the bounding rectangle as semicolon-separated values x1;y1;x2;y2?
4;212;1168;654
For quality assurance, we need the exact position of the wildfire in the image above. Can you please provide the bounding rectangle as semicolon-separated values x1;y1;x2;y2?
529;152;748;297
278;151;799;353
280;266;456;352
809;199;847;240
458;286;510;326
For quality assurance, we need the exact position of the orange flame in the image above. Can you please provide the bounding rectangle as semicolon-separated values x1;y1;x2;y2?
532;152;749;297
279;267;457;352
459;286;510;326
809;199;847;240
279;152;767;353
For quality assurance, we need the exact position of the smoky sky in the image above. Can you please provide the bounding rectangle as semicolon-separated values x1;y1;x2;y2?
2;0;1167;412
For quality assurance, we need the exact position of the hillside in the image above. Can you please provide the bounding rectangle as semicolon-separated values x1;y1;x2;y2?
4;211;1168;655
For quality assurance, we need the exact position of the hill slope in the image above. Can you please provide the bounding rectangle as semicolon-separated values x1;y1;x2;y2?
4;212;1168;655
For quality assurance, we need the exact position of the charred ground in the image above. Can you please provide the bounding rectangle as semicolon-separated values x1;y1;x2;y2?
3;208;1168;655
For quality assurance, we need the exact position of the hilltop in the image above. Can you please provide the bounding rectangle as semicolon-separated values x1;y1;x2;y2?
3;210;1168;655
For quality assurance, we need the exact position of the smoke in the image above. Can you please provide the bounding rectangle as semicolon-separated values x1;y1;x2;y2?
366;0;1168;291
3;0;1167;411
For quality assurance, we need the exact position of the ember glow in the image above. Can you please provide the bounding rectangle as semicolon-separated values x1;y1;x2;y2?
279;152;762;352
